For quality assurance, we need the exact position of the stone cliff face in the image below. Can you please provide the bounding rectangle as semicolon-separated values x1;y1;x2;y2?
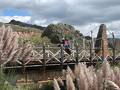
95;24;110;57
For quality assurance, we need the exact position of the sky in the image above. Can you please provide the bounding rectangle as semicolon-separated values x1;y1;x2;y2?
0;0;120;37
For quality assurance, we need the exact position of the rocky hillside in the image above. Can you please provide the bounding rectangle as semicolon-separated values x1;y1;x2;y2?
8;20;84;44
0;21;50;46
1;20;120;48
42;23;83;43
7;20;85;44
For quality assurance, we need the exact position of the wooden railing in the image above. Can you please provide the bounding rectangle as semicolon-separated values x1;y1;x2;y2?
2;44;120;69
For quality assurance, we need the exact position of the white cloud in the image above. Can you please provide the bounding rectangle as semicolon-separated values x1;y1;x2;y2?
0;16;31;23
0;0;120;37
1;0;120;26
75;20;120;38
75;23;100;37
33;19;47;26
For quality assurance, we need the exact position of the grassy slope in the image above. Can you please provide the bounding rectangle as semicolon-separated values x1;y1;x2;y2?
0;22;50;45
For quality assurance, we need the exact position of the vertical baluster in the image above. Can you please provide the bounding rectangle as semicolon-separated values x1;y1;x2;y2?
60;44;64;70
75;43;79;64
43;43;46;73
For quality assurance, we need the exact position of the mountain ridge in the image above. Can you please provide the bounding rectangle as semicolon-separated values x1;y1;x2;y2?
1;20;120;48
9;19;45;30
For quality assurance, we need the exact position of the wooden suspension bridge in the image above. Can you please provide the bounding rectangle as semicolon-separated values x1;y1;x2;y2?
0;24;120;82
1;24;120;72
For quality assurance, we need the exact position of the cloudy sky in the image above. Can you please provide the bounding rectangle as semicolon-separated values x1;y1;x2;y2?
0;0;120;37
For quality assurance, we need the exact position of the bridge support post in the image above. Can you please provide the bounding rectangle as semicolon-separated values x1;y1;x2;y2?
75;43;79;64
22;61;27;83
60;44;64;70
95;24;110;59
89;42;92;64
90;31;93;64
83;37;85;50
43;43;46;73
112;33;116;64
102;39;105;60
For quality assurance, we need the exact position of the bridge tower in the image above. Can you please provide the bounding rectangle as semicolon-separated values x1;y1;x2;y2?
95;24;110;58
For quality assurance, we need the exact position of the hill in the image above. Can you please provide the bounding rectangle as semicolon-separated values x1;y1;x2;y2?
1;20;120;49
7;20;86;44
0;20;91;46
42;23;84;44
0;21;50;46
9;19;45;30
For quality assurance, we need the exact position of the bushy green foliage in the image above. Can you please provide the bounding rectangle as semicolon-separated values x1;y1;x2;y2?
42;23;84;44
41;24;61;43
19;33;50;46
0;68;40;90
40;81;53;90
0;68;17;90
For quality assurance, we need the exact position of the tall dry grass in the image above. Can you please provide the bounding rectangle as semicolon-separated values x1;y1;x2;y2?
53;60;120;90
0;25;33;66
0;25;38;89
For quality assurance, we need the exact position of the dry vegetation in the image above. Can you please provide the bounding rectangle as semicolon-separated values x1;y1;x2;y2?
53;60;120;90
0;25;41;89
0;23;50;46
0;25;34;66
1;25;120;90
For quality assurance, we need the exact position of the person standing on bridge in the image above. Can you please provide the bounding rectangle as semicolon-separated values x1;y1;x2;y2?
64;38;71;54
64;39;69;48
